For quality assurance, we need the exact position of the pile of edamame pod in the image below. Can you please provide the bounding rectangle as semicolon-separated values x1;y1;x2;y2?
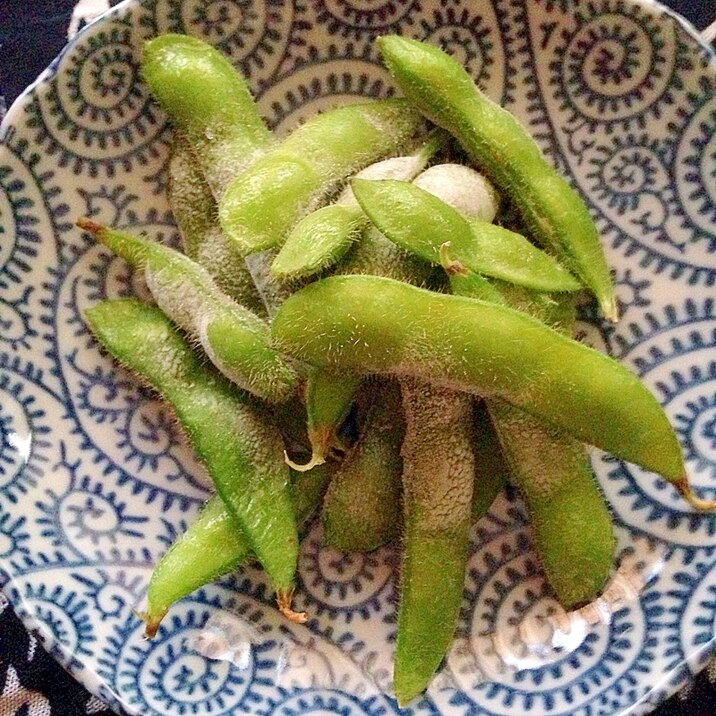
77;33;715;705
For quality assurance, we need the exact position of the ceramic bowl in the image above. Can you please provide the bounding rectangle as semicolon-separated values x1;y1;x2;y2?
0;1;715;714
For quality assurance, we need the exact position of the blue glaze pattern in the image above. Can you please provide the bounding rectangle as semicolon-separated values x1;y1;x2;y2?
0;1;715;714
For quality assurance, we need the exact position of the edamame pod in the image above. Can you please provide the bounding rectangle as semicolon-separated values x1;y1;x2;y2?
85;299;303;620
168;135;266;316
142;35;289;315
141;461;333;638
322;380;404;552
78;219;298;403
143;34;271;196
395;379;475;705
141;495;249;638
270;203;365;282
485;286;614;607
317;146;479;691
377;35;618;320
457;277;615;606
271;135;444;281
289;370;363;472
351;178;581;293
489;398;615;608
271;275;695;498
219;99;424;256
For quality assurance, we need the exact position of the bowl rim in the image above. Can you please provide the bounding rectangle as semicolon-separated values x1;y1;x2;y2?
1;0;714;136
0;1;714;715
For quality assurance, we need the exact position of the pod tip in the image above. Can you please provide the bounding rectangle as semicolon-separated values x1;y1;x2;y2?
675;477;716;512
277;590;308;624
136;609;166;639
76;216;105;236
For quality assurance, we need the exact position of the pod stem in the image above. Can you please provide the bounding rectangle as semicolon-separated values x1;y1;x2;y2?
136;609;167;639
286;424;336;472
438;241;468;276
283;449;325;473
416;128;448;164
675;477;716;511
277;589;308;624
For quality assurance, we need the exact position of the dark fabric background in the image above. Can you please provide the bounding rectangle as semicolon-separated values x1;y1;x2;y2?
0;1;714;714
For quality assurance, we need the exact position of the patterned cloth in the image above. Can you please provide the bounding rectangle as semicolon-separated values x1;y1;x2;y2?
0;1;714;715
0;592;114;715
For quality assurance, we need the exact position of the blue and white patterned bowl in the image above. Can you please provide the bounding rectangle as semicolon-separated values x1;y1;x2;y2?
1;1;715;714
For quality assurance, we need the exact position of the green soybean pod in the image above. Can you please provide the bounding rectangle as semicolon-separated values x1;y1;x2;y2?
351;178;581;293
141;462;333;638
143;34;271;196
219;99;424;256
377;35;618;320
85;299;303;620
140;495;249;638
322;380;404;552
142;35;285;315
168;135;266;316
287;370;363;472
271;134;445;281
78;219;297;403
270;204;365;282
271;275;699;502
457;277;615;606
489;399;615;608
384;170;503;694
330;170;491;693
395;379;475;705
393;375;477;706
